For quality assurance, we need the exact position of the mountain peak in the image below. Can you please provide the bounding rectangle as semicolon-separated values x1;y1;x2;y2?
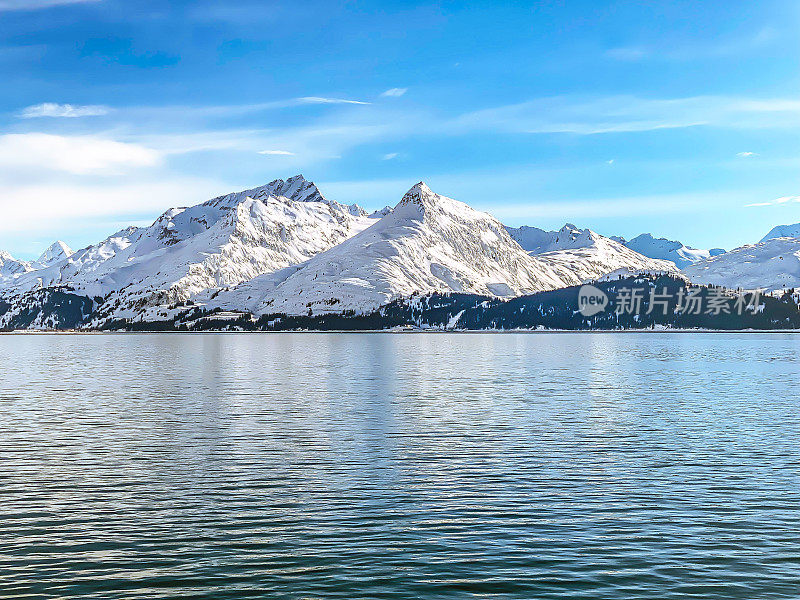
622;233;722;267
393;182;476;225
38;240;73;266
263;175;324;204
401;181;433;201
207;175;327;210
760;222;800;243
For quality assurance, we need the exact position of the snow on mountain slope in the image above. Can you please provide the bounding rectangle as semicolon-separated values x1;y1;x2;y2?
504;225;562;255
37;241;74;266
612;233;724;267
683;237;800;292
506;224;677;281
761;223;800;243
1;175;379;321
215;183;575;316
0;251;36;280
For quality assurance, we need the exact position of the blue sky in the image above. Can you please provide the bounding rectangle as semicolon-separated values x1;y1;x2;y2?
1;0;799;259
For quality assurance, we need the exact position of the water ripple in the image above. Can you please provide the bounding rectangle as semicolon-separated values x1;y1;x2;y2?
0;332;799;599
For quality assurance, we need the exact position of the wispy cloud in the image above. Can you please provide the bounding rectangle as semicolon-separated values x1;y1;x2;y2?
736;151;759;158
381;88;407;97
0;0;99;10
297;97;370;105
19;102;111;118
124;103;422;165
258;149;295;156
382;152;399;160
0;133;159;174
745;195;800;207
448;95;800;135
605;28;779;63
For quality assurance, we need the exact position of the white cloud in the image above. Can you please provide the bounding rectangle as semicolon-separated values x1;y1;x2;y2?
297;97;370;105
19;102;110;118
745;195;800;207
736;151;759;158
381;88;407;97
382;152;399;160
0;133;159;174
606;159;615;165
258;149;295;156
0;177;226;234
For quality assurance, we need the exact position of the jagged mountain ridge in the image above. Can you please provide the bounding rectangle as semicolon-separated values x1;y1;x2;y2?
1;241;76;282
1;178;681;326
611;233;725;268
7;174;795;328
0;175;381;322
0;251;36;279
506;223;677;281
213;183;585;316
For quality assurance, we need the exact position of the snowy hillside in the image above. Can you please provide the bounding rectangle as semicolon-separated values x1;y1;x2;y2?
1;241;75;282
0;175;379;322
761;223;800;243
0;251;36;280
214;183;576;316
505;224;565;254
683;237;800;292
611;233;725;268
506;224;677;281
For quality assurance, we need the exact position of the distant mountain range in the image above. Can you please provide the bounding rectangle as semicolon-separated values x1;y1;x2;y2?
761;223;800;243
611;233;725;268
1;174;799;330
0;241;74;279
505;223;675;282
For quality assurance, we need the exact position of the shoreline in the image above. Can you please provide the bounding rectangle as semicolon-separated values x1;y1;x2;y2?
3;328;800;335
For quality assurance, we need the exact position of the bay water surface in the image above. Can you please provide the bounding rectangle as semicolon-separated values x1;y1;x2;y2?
1;332;799;599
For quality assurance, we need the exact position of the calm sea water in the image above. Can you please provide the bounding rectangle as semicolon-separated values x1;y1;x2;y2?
1;332;799;599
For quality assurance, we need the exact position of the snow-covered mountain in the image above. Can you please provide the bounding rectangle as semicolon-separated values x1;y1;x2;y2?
506;223;677;282
0;251;36;280
6;173;797;328
1;241;75;282
683;237;800;292
761;223;800;243
37;241;74;267
611;233;725;268
0;175;380;322
213;183;580;316
505;224;566;255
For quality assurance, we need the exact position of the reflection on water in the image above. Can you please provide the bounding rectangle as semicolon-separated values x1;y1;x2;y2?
1;332;799;599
